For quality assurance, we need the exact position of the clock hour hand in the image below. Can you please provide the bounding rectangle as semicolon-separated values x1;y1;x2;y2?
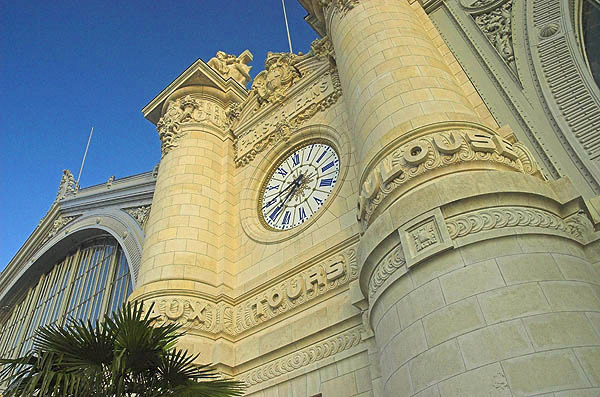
263;174;303;210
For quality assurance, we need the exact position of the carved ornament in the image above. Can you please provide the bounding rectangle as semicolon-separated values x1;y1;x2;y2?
357;129;542;225
368;245;405;299
251;52;302;107
463;0;516;74
207;50;253;86
319;0;360;16
43;215;78;244
235;68;342;167
156;95;227;157
239;326;362;386
311;37;335;61
56;169;74;201
446;206;586;240
124;205;152;229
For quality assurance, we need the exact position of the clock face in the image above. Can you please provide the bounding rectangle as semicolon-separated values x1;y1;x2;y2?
260;142;340;230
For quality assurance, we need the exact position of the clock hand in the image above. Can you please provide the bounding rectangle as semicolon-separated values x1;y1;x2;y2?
263;174;302;209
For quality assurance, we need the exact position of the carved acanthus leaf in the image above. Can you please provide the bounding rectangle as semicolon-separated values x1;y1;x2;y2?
319;0;360;16
124;205;152;229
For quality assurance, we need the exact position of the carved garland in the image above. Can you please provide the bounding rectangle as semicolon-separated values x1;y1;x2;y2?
238;326;362;386
446;206;588;240
357;129;542;226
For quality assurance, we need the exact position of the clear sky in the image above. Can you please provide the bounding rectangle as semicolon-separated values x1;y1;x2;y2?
0;1;318;269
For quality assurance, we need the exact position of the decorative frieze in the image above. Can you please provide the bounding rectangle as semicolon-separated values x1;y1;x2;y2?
368;245;405;299
445;206;583;240
234;68;342;167
146;298;218;334
124;205;152;229
238;326;363;386
156;95;227;157
357;129;541;225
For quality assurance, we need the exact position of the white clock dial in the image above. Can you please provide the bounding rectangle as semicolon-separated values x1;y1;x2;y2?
260;142;340;230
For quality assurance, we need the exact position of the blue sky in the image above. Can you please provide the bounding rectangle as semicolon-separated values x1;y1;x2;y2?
0;1;318;269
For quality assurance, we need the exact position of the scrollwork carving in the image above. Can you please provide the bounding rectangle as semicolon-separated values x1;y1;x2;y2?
43;215;78;244
238;327;362;386
445;206;585;240
368;245;405;298
251;52;302;107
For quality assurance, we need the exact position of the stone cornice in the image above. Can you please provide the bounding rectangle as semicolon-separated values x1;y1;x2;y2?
142;58;248;126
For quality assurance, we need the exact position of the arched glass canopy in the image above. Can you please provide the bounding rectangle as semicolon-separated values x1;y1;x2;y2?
0;236;133;359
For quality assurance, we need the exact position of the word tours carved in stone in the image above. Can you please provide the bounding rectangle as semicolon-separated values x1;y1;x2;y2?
357;129;542;225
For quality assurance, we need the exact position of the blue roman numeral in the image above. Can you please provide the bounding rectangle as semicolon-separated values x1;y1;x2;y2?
314;197;324;206
282;211;291;225
292;152;299;166
276;167;288;177
319;178;333;187
269;205;282;221
266;185;279;191
299;207;306;220
321;161;334;172
316;148;328;163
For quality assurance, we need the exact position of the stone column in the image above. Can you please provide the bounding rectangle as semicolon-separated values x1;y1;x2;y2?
301;1;600;395
129;57;248;366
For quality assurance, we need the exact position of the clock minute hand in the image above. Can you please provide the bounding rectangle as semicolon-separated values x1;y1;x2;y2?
261;174;303;210
281;174;303;207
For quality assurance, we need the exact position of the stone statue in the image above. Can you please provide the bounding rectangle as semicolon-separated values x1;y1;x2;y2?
56;169;74;201
208;50;253;86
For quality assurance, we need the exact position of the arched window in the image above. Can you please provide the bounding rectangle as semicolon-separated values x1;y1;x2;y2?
0;236;133;359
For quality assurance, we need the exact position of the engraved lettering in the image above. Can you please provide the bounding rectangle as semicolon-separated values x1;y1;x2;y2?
188;301;207;323
492;135;518;160
325;260;345;281
403;142;429;166
466;132;496;152
433;131;463;154
305;268;326;293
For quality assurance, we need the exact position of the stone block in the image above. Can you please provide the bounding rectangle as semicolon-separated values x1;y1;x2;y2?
478;283;550;324
356;366;373;393
414;385;441;397
380;320;427;378
396;279;445;329
422;297;486;347
458;319;534;369
553;254;600;284
384;363;412;397
554;389;600;396
409;248;464;288
540;281;600;311
502;350;591;395
523;312;600;351
321;372;358;397
459;235;522;265
409;340;465;393
574;347;600;386
439;259;505;303
496;253;564;284
375;301;401;349
438;363;511;396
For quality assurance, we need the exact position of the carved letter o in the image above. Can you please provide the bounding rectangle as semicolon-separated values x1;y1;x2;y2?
267;288;283;308
403;142;429;166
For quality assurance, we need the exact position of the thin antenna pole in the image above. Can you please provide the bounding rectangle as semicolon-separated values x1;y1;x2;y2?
281;0;293;53
76;126;94;187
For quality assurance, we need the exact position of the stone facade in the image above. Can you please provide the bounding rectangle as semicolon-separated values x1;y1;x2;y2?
2;1;600;396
